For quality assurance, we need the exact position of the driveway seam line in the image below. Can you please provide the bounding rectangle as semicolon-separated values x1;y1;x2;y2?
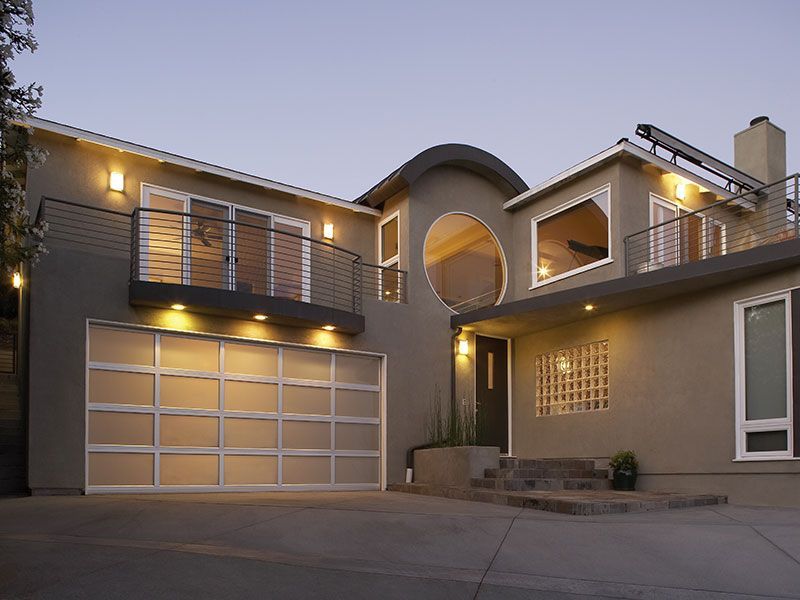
472;506;523;600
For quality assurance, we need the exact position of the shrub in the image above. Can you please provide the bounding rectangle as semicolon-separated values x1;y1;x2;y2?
609;450;638;473
426;386;477;447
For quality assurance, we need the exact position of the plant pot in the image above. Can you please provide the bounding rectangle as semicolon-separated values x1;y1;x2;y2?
413;446;500;487
612;470;637;491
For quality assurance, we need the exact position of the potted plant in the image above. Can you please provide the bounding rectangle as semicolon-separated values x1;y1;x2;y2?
609;450;638;491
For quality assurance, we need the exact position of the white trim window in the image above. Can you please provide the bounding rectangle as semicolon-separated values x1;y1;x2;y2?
377;211;400;302
140;184;311;302
734;291;794;460
531;185;612;288
649;194;726;268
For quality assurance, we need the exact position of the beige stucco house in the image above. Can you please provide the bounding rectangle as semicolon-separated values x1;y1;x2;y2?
7;115;799;506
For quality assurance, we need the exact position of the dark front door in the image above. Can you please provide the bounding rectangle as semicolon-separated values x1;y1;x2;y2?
476;335;508;453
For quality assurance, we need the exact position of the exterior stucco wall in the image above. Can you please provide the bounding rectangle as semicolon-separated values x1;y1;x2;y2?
25;135;520;492
510;266;800;507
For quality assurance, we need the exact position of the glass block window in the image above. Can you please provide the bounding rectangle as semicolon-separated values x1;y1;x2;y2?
535;340;609;416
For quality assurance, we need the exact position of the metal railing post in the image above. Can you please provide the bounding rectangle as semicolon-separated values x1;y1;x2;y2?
130;208;138;282
795;174;799;239
353;256;362;314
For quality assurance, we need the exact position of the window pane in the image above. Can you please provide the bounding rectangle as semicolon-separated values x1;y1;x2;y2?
680;213;704;263
190;200;230;289
235;212;269;295
744;300;788;421
424;214;504;313
145;194;184;284
537;191;609;282
650;202;678;267
381;216;398;262
746;430;788;453
273;221;307;301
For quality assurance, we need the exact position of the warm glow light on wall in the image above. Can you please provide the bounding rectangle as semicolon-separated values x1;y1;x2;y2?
323;223;334;240
322;324;336;331
254;314;268;321
170;303;186;311
12;272;22;289
675;182;686;201
457;339;469;355
109;171;125;192
584;304;595;311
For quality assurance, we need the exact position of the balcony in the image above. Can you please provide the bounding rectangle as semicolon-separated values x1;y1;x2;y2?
625;175;800;276
39;198;407;334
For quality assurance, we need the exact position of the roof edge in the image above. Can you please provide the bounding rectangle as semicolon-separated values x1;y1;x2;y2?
18;117;381;216
355;143;528;208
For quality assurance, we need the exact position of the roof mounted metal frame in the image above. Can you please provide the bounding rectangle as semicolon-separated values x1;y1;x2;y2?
636;124;763;194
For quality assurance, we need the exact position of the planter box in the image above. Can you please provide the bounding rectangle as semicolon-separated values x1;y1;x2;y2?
413;446;500;487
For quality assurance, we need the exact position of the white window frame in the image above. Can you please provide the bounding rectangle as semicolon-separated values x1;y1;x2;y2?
140;184;311;300
734;290;794;460
530;184;612;289
377;210;400;301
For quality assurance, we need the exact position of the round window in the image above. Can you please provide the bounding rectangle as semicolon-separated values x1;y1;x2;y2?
424;213;505;313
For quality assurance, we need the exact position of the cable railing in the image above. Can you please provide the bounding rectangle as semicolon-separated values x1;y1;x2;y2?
624;174;800;276
363;263;407;304
39;197;408;315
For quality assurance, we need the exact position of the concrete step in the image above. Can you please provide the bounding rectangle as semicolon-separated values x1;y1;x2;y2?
484;467;606;480
389;482;727;515
471;477;611;491
499;458;599;471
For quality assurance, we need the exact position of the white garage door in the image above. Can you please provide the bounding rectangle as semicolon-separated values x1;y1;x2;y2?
85;324;383;493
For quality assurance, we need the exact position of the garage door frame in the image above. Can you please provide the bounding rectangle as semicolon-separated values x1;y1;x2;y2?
84;319;387;494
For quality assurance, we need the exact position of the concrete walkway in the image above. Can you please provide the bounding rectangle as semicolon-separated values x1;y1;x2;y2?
0;491;799;599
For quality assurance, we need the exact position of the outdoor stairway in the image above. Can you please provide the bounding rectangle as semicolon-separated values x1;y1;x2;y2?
390;456;727;515
472;457;611;492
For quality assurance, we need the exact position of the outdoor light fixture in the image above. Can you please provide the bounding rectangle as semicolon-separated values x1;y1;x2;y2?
170;303;186;311
254;314;268;321
584;304;595;311
457;339;469;355
675;182;686;201
11;272;22;289
322;325;336;331
109;171;125;192
537;264;550;279
323;223;334;240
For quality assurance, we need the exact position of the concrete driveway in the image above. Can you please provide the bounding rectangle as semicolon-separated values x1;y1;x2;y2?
0;492;799;599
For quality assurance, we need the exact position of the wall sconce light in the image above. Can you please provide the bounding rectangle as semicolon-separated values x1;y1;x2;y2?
457;339;469;355
170;303;186;311
109;171;125;192
322;324;336;331
323;223;334;240
12;272;22;289
675;182;686;201
584;304;595;312
253;314;268;321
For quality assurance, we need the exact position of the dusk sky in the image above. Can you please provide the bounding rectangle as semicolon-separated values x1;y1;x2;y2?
14;0;800;200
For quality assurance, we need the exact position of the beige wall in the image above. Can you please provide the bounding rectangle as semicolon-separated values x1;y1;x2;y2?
25;133;521;491
509;267;800;507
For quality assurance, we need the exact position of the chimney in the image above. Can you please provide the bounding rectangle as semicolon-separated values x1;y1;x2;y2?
734;116;786;185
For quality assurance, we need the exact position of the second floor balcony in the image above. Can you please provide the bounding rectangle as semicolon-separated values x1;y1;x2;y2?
625;174;800;276
40;199;407;334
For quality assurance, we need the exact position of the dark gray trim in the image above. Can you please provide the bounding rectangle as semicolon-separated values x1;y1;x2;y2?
792;289;800;458
355;144;528;207
129;281;365;334
453;239;800;336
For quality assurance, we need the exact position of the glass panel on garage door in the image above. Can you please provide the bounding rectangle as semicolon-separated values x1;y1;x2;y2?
85;326;382;492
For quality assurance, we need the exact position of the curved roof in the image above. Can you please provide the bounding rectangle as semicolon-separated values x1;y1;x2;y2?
354;143;528;207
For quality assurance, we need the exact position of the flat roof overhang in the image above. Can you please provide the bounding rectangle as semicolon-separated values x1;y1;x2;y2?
452;239;800;338
130;281;365;334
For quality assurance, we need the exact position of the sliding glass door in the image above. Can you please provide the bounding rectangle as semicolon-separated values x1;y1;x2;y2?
140;187;310;301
